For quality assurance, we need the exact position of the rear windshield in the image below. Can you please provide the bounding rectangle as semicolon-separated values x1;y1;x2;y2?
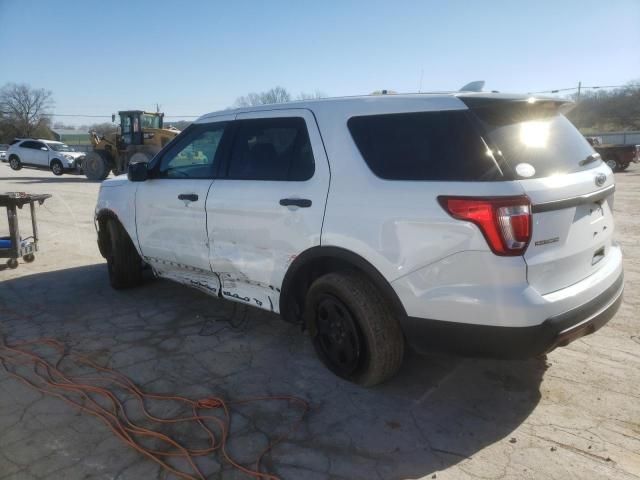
347;110;505;181
467;101;599;179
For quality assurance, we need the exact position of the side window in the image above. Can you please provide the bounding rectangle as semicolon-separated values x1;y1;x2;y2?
121;115;132;145
348;111;504;181
158;122;227;179
227;117;315;181
21;141;41;149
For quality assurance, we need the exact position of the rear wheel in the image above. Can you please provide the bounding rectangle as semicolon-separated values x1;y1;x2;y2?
605;157;619;171
84;151;111;181
9;156;21;171
105;220;143;289
305;271;405;386
50;159;64;176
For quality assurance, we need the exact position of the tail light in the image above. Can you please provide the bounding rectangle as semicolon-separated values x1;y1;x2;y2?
438;196;532;256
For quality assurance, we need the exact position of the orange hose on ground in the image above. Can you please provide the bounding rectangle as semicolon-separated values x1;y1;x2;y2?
0;337;310;480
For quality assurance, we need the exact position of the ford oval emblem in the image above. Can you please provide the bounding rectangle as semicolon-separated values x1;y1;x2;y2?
595;173;607;187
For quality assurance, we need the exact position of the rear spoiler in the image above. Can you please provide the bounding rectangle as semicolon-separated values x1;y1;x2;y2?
459;95;575;115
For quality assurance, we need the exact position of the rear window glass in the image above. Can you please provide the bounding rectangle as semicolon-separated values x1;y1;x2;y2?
347;111;504;181
467;101;599;179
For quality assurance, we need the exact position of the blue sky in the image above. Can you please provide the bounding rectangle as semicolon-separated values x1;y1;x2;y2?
0;0;638;125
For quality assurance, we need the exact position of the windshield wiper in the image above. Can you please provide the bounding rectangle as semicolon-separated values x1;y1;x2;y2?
579;153;601;166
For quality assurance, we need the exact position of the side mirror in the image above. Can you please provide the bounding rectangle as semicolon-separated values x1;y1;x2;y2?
127;161;148;182
40;147;48;151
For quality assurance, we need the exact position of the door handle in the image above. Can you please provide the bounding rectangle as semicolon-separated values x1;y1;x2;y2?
178;193;199;202
279;198;312;208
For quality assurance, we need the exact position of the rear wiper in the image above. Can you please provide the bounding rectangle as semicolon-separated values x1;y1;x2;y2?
579;153;601;166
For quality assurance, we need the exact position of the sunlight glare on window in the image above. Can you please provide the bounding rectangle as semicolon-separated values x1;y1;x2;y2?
519;120;550;148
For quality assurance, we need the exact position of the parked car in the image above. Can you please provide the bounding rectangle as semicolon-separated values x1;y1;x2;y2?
586;136;639;171
0;144;9;162
95;93;624;386
6;139;85;175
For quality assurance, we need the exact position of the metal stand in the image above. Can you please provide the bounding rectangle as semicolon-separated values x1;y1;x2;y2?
0;192;51;270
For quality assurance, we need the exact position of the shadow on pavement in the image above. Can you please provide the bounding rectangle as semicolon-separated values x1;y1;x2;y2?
0;175;102;184
0;264;545;479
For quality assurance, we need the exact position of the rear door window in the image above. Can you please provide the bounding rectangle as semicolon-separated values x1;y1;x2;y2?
226;117;315;181
347;110;505;181
464;99;599;179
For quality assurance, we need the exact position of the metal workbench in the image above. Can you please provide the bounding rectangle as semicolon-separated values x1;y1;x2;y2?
0;192;51;270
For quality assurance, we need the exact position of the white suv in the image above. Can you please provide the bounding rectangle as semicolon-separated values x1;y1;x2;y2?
95;93;624;386
7;139;85;175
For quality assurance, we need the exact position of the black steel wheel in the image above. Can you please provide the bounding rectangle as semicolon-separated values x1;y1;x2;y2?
314;294;363;377
305;271;405;386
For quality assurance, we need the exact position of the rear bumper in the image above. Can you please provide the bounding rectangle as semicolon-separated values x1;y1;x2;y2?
400;270;624;358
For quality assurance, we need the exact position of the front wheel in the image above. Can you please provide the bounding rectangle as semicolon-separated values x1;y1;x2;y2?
305;271;405;386
105;220;143;289
50;159;64;176
9;156;21;171
83;151;111;181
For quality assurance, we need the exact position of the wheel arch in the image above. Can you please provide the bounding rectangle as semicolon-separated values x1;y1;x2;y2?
279;246;407;326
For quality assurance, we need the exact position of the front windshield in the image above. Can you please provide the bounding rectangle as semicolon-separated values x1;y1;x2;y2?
48;143;74;152
141;114;162;129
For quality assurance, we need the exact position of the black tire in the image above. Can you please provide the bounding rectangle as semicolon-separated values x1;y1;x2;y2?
619;161;630;172
7;258;18;269
9;155;22;171
605;157;619;172
23;253;35;263
84;151;111;181
305;271;405;386
105;219;143;289
50;159;64;176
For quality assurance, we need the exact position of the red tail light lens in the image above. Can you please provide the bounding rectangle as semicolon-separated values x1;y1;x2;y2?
438;196;532;256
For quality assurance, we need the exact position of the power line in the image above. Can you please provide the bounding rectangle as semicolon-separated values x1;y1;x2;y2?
38;113;201;118
528;84;630;94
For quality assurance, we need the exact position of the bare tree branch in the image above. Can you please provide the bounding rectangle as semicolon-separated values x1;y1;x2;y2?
0;83;54;138
234;86;292;107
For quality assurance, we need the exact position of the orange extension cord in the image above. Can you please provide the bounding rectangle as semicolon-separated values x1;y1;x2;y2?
0;337;310;480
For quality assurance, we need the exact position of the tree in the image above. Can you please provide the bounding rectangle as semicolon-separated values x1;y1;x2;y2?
566;80;640;132
0;83;54;139
296;90;327;100
234;86;291;107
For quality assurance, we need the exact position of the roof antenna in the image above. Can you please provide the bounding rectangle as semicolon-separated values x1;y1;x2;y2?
459;80;485;92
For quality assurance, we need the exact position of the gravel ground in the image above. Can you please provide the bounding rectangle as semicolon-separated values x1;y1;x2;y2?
0;163;638;480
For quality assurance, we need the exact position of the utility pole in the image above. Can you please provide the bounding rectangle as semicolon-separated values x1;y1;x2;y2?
577;81;582;102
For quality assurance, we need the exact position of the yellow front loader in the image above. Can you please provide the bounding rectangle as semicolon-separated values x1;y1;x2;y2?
83;110;179;181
